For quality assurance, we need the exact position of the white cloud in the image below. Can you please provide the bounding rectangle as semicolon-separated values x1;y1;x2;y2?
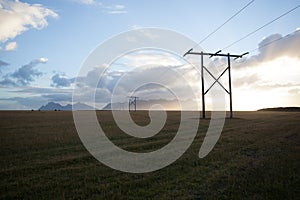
73;0;102;6
107;10;127;14
131;25;143;30
103;4;127;14
76;0;98;5
0;0;58;42
229;39;300;110
71;0;127;14
38;57;48;63
4;41;17;51
121;51;183;68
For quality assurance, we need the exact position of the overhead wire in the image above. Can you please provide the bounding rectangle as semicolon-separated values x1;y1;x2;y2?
125;3;299;90
222;4;300;51
248;33;294;54
191;0;255;50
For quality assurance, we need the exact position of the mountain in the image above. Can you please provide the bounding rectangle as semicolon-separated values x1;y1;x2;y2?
72;102;95;110
102;99;199;110
39;102;95;111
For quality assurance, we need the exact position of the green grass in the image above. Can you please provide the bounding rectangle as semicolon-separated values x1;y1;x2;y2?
0;111;299;199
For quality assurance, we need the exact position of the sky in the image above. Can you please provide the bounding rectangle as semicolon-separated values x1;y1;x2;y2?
0;0;299;110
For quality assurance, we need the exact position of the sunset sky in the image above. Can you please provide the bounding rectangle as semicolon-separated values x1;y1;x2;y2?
0;0;299;110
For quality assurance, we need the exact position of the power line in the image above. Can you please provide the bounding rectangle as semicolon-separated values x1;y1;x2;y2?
192;0;255;49
222;4;300;51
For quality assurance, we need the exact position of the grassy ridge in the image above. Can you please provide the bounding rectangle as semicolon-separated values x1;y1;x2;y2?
0;111;299;199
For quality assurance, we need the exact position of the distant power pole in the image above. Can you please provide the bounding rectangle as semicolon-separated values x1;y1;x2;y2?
184;49;248;119
128;96;139;112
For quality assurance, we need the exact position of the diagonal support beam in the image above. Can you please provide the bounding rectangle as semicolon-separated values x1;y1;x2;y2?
204;66;229;95
203;66;229;94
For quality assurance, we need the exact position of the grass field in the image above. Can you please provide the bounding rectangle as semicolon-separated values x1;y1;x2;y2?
0;111;299;199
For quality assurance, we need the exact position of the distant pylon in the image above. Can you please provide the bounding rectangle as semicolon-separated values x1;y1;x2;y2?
128;96;139;112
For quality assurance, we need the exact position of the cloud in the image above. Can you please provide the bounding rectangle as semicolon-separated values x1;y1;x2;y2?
71;0;127;14
2;29;300;110
51;73;74;87
234;30;300;69
254;82;300;91
0;77;17;86
257;31;300;60
73;63;200;106
107;10;127;14
288;88;300;95
105;5;127;14
0;86;75;109
0;96;47;109
0;58;47;86
100;4;128;14
75;0;98;5
38;57;48;63
233;73;260;87
13;86;73;94
0;0;58;42
131;25;143;30
0;60;9;67
4;41;17;51
42;93;72;102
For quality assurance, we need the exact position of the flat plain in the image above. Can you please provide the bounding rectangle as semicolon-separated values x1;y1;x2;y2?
0;111;299;199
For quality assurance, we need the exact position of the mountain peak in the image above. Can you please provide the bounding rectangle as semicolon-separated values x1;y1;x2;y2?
39;102;95;111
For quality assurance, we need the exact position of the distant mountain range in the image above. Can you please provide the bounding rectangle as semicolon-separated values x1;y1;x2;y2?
258;107;300;112
102;99;199;110
39;102;95;111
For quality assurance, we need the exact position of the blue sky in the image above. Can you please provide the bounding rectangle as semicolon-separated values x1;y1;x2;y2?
0;0;299;110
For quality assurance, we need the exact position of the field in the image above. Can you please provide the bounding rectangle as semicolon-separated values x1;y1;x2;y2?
0;111;299;199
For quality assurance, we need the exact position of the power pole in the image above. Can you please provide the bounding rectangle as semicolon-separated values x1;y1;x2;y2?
128;96;139;112
184;49;248;118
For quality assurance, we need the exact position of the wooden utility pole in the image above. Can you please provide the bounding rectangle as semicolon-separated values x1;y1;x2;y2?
184;49;248;118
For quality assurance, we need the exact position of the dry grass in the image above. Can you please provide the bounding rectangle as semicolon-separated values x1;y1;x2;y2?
0;111;299;199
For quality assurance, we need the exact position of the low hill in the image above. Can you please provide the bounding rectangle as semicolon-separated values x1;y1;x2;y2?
39;102;95;111
258;107;300;112
102;99;198;110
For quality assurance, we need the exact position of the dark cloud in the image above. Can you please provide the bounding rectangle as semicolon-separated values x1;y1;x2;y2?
0;60;9;73
0;58;47;86
11;59;45;85
0;78;17;86
51;73;75;87
0;60;9;67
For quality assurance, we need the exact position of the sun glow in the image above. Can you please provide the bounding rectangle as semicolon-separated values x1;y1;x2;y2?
232;56;300;110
